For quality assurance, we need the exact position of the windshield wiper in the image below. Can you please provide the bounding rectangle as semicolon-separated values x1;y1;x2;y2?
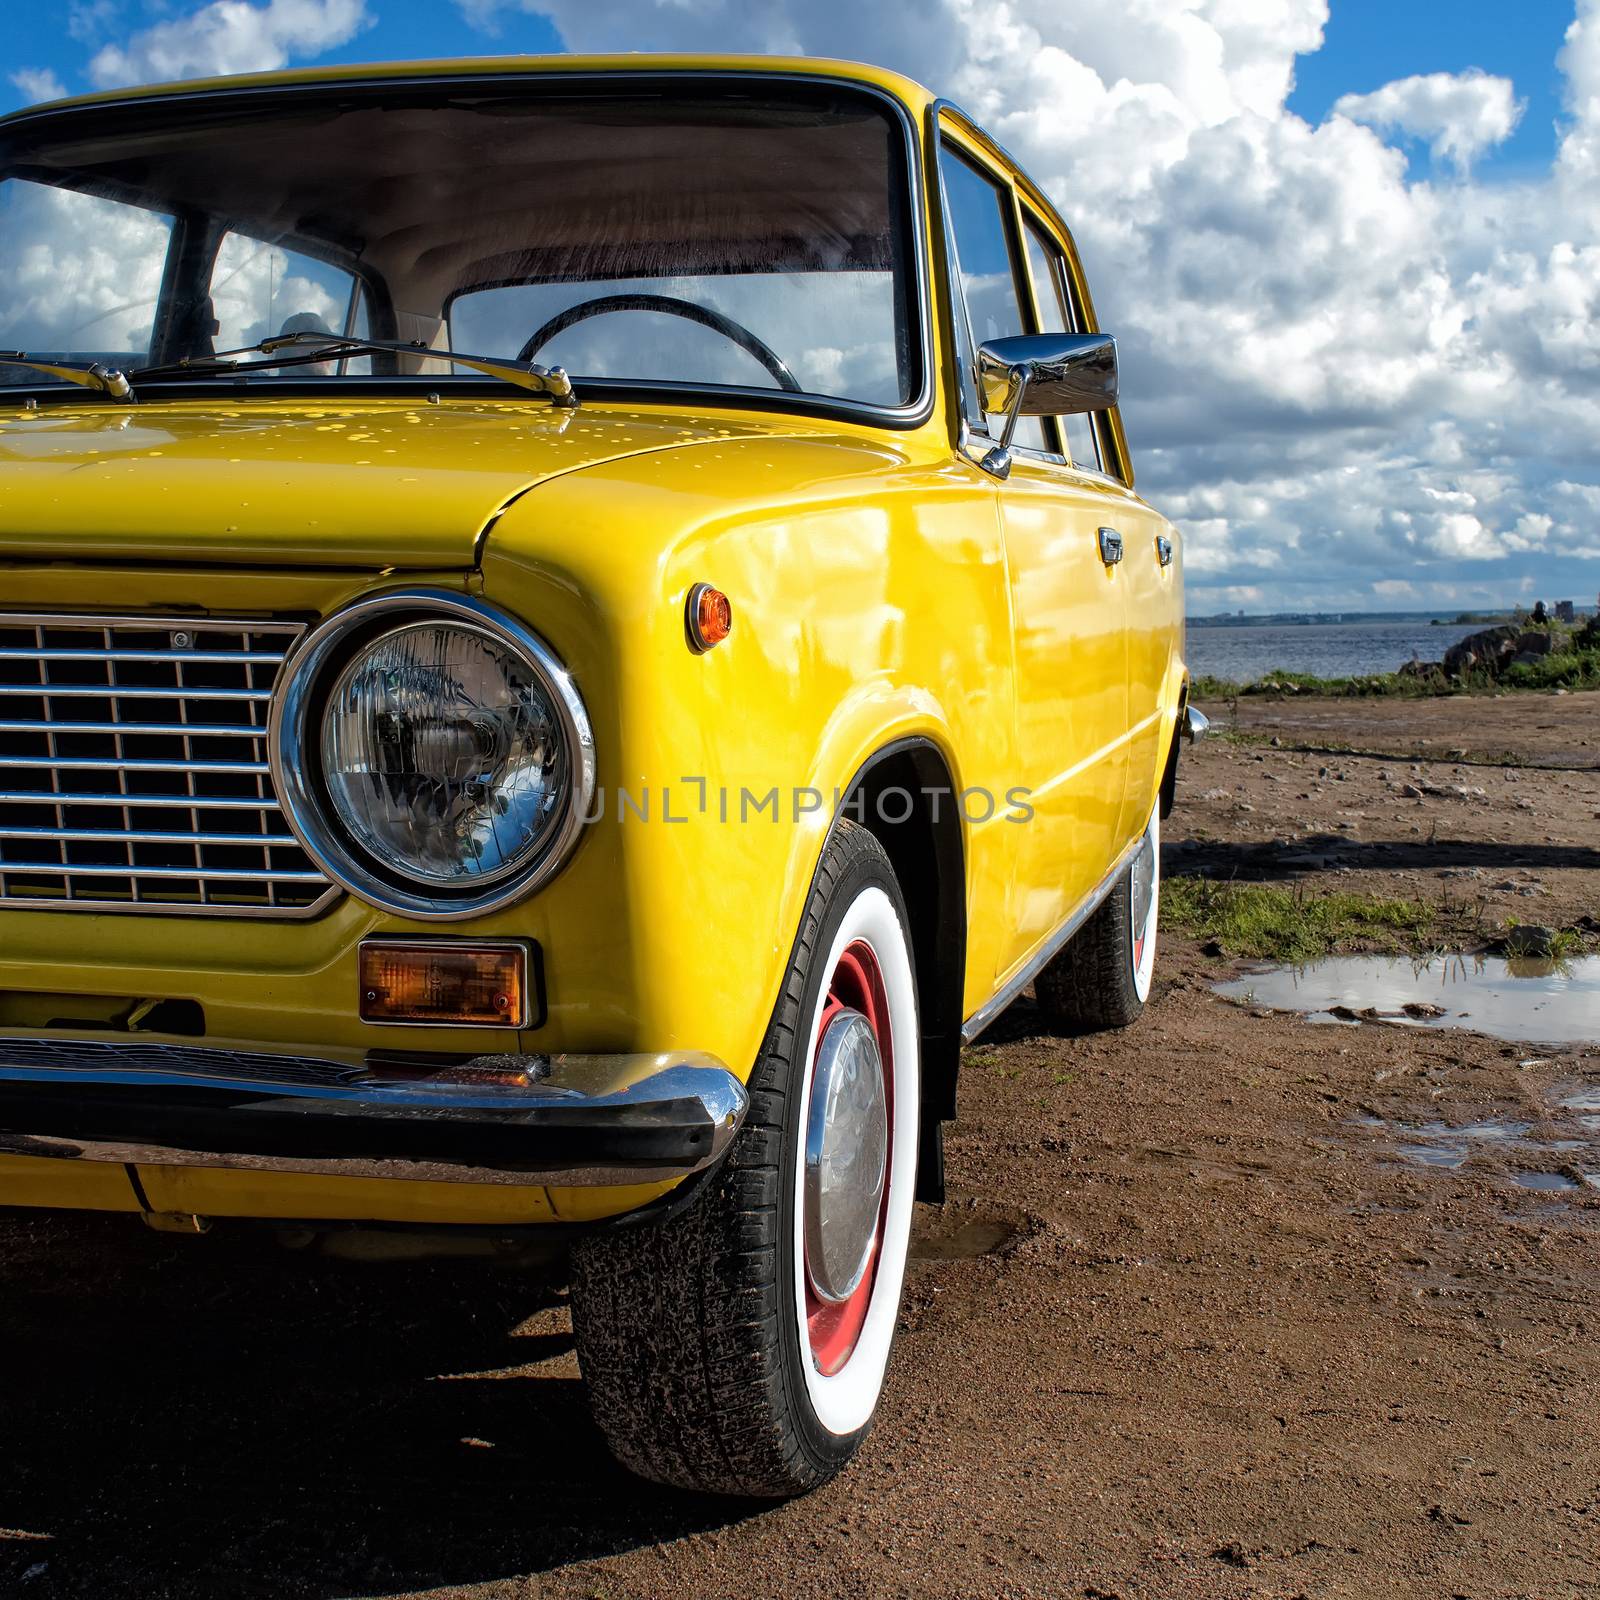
1;352;135;400
133;333;578;406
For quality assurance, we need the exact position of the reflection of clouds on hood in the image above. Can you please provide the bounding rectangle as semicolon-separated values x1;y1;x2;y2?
459;0;1600;612
0;183;171;356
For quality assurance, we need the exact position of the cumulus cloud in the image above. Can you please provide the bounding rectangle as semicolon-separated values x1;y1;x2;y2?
447;0;1600;612
10;69;68;104
1334;69;1521;172
88;0;372;88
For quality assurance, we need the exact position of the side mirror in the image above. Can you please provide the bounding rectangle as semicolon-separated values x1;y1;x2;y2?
973;332;1118;478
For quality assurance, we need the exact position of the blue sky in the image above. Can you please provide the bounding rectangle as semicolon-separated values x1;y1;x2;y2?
3;1;1599;616
1288;0;1578;176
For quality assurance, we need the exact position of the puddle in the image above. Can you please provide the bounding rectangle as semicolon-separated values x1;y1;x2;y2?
1351;1099;1600;1200
1397;1142;1467;1169
1217;953;1600;1046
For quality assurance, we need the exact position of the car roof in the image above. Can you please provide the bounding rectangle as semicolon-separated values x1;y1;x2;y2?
0;53;939;129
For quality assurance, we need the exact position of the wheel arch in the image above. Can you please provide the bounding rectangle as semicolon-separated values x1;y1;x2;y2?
1158;675;1190;820
837;736;966;1204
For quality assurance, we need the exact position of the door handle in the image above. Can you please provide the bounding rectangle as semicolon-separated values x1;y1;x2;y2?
1155;533;1173;567
1097;526;1123;565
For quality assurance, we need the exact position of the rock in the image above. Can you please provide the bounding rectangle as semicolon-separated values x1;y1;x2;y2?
1504;924;1555;958
1442;625;1518;679
1402;1002;1447;1018
1199;787;1230;801
1400;782;1425;799
1201;939;1225;958
1516;630;1555;655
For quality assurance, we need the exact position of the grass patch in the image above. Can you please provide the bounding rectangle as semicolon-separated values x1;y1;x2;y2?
1193;646;1600;700
1162;877;1439;961
1501;652;1600;691
1191;666;1476;699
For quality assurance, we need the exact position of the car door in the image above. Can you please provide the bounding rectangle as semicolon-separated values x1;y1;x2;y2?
1016;202;1176;835
938;131;1131;971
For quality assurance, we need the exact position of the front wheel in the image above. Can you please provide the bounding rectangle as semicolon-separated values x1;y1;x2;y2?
1035;798;1160;1033
570;819;920;1496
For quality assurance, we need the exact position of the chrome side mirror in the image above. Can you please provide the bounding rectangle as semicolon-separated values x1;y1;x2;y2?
973;333;1118;478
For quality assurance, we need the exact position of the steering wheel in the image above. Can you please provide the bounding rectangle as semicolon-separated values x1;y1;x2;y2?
518;293;802;392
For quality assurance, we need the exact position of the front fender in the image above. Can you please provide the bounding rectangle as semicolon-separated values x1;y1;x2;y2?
476;424;1012;1086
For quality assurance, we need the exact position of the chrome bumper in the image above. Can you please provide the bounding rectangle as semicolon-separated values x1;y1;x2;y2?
1183;705;1210;741
0;1038;747;1187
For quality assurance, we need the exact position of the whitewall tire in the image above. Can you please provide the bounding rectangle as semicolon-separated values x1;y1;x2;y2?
1036;797;1161;1033
570;819;918;1496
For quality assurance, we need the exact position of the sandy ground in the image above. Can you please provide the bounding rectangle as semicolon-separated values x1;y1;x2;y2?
1;692;1596;1600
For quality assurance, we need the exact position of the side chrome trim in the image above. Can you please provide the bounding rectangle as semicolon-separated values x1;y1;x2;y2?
1183;705;1210;742
960;831;1145;1043
0;1038;747;1188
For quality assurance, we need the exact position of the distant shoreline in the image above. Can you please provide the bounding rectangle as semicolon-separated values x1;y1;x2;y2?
1187;610;1595;629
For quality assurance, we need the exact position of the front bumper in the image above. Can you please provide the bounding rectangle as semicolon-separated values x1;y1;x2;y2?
0;1038;747;1188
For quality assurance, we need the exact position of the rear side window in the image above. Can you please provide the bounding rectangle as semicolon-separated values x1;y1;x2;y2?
210;231;371;370
1022;219;1100;472
937;144;1046;451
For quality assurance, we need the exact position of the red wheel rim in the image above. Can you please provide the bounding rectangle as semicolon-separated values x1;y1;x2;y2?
805;939;892;1376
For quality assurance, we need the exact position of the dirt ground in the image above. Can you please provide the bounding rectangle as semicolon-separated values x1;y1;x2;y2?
1183;688;1600;939
1;692;1596;1600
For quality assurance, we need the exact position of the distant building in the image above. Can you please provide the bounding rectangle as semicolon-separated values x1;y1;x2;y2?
1556;600;1576;623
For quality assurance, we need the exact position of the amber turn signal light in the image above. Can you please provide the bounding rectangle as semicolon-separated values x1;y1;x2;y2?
687;582;733;651
359;940;527;1027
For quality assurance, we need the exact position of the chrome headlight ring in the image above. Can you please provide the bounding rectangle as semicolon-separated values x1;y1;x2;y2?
268;588;596;920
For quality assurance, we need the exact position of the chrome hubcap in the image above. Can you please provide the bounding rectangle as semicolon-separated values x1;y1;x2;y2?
1131;824;1156;938
804;1011;889;1304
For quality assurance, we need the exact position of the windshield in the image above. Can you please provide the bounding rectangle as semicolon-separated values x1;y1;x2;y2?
0;78;920;410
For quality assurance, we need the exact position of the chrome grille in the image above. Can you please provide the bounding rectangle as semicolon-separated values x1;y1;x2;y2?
0;613;336;917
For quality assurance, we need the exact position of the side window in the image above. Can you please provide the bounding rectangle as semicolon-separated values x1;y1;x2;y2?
0;181;173;371
1022;219;1100;473
937;142;1046;451
210;232;370;370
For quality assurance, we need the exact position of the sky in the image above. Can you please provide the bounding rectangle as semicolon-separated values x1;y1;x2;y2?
2;0;1598;617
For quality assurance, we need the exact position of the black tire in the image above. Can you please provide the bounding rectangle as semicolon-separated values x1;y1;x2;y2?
570;819;919;1497
1035;799;1160;1034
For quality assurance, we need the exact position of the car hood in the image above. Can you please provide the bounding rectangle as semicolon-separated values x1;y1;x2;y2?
0;397;817;568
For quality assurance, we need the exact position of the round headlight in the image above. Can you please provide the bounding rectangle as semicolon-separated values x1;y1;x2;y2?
270;591;595;919
323;621;566;887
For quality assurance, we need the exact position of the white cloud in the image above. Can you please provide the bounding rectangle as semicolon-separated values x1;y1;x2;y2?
67;1;121;46
88;0;372;88
453;0;1600;612
10;69;68;104
1334;69;1521;172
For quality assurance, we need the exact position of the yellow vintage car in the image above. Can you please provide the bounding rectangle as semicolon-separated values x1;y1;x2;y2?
0;54;1194;1495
